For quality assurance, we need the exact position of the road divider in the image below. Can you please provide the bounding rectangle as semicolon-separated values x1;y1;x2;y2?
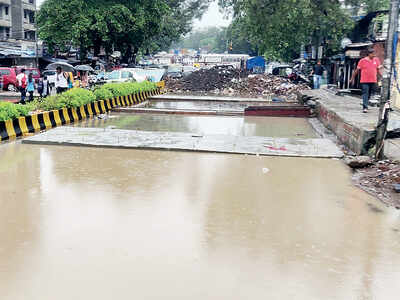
0;82;164;141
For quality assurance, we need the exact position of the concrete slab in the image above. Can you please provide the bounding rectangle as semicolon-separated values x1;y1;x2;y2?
22;126;344;158
385;139;400;161
114;107;242;116
151;94;271;103
300;89;400;154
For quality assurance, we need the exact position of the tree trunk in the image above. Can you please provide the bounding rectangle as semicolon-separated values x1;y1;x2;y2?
93;39;101;58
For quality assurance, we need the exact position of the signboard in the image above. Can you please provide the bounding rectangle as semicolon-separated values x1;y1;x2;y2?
318;46;323;59
204;56;222;63
345;50;361;58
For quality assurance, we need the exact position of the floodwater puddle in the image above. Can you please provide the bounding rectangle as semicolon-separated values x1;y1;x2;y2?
75;113;318;139
0;142;399;299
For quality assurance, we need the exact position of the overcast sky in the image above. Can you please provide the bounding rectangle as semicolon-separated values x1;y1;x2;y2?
37;0;230;29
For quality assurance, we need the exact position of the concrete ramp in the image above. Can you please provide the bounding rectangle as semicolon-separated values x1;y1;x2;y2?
22;127;344;158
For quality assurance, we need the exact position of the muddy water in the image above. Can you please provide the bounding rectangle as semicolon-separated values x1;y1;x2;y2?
146;100;269;111
76;113;318;138
0;142;399;299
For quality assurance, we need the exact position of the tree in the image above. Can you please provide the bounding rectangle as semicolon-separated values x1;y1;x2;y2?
217;0;354;61
37;0;210;62
217;0;391;61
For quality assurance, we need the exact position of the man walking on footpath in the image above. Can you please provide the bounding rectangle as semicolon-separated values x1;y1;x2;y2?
16;68;27;104
310;60;324;89
55;66;69;94
350;48;383;113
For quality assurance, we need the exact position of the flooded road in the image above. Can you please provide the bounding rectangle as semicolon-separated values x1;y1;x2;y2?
0;142;399;299
76;113;318;138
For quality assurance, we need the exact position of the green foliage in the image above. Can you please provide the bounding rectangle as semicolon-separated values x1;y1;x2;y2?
56;89;97;109
217;0;391;61
217;0;353;61
174;23;256;55
93;87;114;101
0;102;31;121
102;82;157;97
38;0;211;60
175;27;227;53
0;82;157;121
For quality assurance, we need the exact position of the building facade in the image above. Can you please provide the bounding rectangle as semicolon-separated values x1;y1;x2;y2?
0;0;37;64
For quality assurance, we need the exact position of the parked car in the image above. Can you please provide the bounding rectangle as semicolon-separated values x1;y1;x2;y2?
14;67;41;83
0;67;17;91
166;65;183;79
104;69;138;83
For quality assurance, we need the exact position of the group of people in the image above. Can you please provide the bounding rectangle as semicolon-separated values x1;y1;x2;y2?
16;66;72;104
311;48;383;113
16;68;50;104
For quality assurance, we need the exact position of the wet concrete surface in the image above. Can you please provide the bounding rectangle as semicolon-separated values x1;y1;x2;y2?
22;126;343;158
1;142;400;299
75;113;318;139
146;100;270;111
151;94;272;102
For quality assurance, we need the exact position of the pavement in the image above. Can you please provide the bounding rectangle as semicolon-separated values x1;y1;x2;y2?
300;89;400;155
0;91;40;103
302;89;400;132
385;138;400;161
22;126;344;158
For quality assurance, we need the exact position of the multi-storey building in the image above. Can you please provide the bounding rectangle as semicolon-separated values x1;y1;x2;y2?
0;0;38;64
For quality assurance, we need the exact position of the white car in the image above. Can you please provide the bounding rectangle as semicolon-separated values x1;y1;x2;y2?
104;69;145;83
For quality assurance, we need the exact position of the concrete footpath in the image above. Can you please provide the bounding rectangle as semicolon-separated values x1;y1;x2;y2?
300;89;400;156
385;139;400;161
22;126;344;158
0;91;40;103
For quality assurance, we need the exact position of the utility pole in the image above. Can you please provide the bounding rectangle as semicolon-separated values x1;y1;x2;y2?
375;0;399;160
34;0;39;68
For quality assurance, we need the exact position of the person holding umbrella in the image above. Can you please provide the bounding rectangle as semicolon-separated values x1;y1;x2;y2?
55;66;69;94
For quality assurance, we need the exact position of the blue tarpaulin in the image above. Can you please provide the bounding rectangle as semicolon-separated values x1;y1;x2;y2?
246;56;266;74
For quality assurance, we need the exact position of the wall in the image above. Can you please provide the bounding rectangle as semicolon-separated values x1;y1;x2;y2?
391;36;400;110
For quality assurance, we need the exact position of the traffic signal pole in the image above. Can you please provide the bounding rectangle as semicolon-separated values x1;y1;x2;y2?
375;0;399;160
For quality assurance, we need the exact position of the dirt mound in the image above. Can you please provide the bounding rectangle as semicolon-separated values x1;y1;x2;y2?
165;66;310;101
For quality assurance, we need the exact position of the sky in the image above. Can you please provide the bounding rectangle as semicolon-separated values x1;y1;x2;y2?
37;0;230;29
193;1;231;29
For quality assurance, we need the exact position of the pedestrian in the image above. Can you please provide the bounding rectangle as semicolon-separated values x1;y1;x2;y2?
55;66;69;94
26;73;35;102
37;76;44;98
42;76;49;98
350;48;383;113
339;68;345;89
16;68;27;104
310;60;324;89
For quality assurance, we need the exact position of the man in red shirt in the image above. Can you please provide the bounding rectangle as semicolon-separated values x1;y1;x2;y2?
350;48;383;113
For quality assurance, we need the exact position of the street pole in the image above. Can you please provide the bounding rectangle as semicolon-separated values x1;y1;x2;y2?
375;0;399;160
34;0;38;69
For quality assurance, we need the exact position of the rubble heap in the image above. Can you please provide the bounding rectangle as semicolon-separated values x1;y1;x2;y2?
165;66;310;101
165;65;244;92
354;160;400;207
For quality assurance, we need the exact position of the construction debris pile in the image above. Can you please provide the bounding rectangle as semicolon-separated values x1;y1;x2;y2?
165;66;310;101
352;159;400;208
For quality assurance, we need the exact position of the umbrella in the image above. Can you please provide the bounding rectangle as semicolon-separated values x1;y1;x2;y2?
75;65;94;72
46;62;75;72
